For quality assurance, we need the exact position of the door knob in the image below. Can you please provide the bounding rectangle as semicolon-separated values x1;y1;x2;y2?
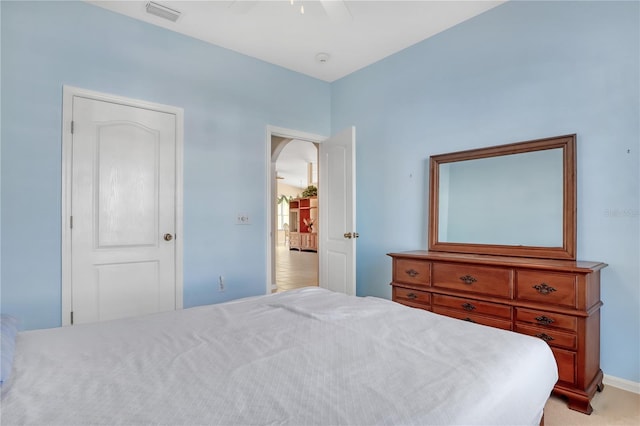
164;233;174;242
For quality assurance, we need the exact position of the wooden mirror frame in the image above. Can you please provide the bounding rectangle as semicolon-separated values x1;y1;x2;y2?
428;134;576;260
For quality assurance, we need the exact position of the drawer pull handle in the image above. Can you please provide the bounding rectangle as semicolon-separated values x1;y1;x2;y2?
405;269;419;278
535;315;555;325
459;275;477;285
533;283;557;295
463;317;476;323
406;293;418;300
535;333;555;342
461;302;476;311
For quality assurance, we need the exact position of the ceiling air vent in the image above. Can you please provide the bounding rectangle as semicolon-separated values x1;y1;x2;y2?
145;2;181;22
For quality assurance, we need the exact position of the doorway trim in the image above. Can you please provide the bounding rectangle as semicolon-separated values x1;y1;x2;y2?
265;125;326;295
61;86;184;326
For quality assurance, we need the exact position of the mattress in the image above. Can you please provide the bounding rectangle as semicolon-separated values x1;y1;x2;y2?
1;287;557;425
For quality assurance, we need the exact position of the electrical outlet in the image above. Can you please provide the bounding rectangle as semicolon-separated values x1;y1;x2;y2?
236;213;250;225
219;275;225;292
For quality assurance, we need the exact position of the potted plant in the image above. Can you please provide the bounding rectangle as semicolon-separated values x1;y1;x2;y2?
302;185;317;197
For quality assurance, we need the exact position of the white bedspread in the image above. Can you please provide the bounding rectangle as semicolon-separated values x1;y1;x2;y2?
1;288;557;425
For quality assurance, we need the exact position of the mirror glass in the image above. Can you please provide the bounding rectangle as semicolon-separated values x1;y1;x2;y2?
438;149;563;246
429;135;576;260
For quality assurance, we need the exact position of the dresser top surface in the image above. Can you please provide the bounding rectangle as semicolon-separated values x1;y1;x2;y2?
387;250;607;273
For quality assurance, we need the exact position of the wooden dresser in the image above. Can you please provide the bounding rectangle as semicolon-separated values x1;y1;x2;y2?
388;250;607;414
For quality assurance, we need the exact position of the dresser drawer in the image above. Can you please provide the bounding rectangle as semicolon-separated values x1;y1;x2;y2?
433;294;511;320
433;306;512;331
432;262;512;299
516;308;577;332
516;270;577;308
393;287;431;309
552;347;577;385
393;259;430;286
516;323;577;351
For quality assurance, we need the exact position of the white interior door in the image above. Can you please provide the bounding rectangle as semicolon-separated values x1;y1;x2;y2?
69;95;178;324
318;127;356;295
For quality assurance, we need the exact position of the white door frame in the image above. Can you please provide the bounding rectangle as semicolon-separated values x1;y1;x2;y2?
61;86;184;326
265;125;326;295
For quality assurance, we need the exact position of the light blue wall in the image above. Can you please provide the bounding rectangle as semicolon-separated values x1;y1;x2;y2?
332;1;639;382
0;1;330;330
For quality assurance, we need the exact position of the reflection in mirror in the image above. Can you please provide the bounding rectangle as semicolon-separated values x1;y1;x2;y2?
438;149;563;246
429;134;576;260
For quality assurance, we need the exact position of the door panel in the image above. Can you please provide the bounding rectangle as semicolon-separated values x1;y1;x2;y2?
326;251;348;294
71;96;177;324
319;127;356;295
96;261;160;322
326;144;347;240
97;123;160;247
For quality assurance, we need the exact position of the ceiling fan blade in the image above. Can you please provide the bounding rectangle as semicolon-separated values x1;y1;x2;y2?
228;0;259;14
320;0;353;23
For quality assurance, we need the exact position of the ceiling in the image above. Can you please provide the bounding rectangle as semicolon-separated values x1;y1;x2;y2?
89;0;505;82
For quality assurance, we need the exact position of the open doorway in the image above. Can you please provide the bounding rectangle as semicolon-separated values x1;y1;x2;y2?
266;125;356;296
273;137;318;292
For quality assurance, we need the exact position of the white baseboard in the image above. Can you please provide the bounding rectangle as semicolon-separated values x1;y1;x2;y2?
603;374;640;394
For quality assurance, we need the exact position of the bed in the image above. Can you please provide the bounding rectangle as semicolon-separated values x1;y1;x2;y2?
1;287;557;425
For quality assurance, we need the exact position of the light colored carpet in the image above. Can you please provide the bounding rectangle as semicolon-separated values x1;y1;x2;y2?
544;386;639;425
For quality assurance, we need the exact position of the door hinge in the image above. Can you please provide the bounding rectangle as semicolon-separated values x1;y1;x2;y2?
70;311;74;325
70;121;74;134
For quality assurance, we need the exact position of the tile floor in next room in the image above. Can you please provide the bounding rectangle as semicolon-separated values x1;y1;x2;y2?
275;243;318;292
